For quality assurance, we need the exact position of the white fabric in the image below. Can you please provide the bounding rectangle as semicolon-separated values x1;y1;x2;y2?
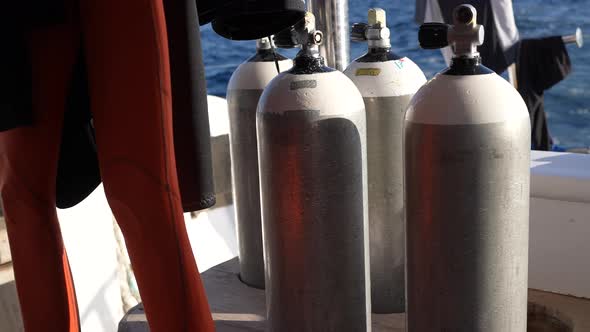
491;0;520;52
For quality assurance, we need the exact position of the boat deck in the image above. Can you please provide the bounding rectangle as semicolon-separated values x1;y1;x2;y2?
118;258;590;332
118;257;405;332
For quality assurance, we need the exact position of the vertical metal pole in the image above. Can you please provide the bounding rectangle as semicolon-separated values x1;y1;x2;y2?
308;0;350;70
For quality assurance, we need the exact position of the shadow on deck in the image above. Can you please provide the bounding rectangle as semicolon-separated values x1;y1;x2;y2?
118;258;590;332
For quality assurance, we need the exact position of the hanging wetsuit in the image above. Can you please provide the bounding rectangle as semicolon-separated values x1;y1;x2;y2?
53;0;216;212
164;0;215;212
0;0;214;331
55;51;101;209
516;36;572;151
0;2;67;132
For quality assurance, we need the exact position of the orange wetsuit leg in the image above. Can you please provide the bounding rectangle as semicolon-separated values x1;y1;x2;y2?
0;24;80;332
79;0;214;331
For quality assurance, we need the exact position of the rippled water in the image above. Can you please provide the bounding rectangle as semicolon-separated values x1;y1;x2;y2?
201;0;590;148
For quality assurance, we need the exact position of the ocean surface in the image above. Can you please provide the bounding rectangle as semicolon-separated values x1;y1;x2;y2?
201;0;590;148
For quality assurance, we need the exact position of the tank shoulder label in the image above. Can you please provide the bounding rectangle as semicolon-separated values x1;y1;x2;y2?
290;80;317;90
355;68;381;76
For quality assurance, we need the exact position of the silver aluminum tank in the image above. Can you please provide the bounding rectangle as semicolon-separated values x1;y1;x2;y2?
227;38;292;288
405;5;530;331
344;8;427;313
257;15;371;330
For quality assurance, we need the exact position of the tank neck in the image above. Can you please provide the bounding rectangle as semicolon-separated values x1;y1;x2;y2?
248;48;289;62
356;47;403;63
454;55;481;66
289;48;334;74
368;46;391;54
442;56;494;76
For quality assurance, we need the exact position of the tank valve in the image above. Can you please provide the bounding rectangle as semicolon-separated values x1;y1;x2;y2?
273;12;323;50
256;37;274;50
418;4;484;57
351;8;391;49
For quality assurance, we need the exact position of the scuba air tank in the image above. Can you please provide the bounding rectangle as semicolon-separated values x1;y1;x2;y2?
227;37;292;289
405;4;530;331
257;13;370;332
344;8;426;314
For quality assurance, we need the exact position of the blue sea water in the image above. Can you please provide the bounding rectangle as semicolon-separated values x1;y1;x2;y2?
201;0;590;148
